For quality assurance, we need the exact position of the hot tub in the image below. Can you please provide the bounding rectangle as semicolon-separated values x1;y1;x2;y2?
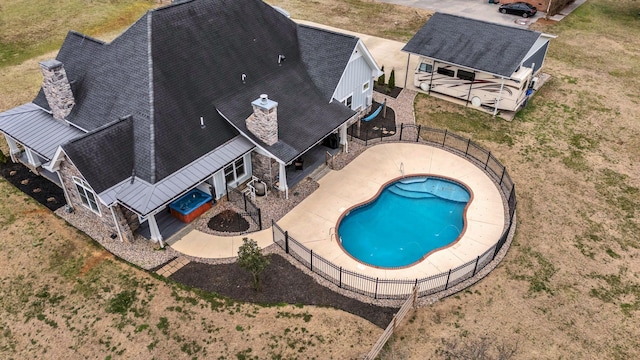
169;188;213;223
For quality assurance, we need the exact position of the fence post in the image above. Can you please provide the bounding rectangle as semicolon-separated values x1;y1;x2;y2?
257;208;262;230
465;138;470;156
412;285;418;309
375;277;379;299
380;129;383;142
285;231;289;254
442;129;447;146
339;267;342;288
416;125;421;142
242;193;246;211
225;182;229;201
485;151;491;170
399;123;404;140
445;269;452;290
365;130;369;146
472;256;480;276
499;167;506;186
310;249;313;271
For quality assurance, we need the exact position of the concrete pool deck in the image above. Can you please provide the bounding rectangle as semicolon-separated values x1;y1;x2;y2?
170;142;506;281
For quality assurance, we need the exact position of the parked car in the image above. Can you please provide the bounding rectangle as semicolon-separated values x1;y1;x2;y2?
499;2;537;17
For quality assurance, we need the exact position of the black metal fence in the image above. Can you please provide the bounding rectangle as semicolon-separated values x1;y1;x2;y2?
273;126;517;300
225;185;263;230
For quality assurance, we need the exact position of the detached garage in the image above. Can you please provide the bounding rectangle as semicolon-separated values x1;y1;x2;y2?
402;13;555;114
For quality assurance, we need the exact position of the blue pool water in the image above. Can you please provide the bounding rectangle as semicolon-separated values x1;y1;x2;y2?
338;176;470;268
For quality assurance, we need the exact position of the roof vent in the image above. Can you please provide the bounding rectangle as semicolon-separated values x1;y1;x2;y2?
278;55;286;65
242;73;247;84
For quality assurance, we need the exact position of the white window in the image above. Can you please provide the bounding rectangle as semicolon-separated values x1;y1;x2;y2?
73;177;100;215
343;95;353;109
362;81;370;92
224;157;246;185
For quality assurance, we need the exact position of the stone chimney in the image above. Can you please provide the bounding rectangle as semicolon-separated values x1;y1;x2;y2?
39;59;75;121
246;94;278;146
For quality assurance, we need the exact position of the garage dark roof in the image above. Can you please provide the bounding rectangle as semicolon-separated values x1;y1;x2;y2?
402;13;541;77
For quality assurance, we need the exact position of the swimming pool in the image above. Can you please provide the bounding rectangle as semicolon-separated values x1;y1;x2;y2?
337;176;471;268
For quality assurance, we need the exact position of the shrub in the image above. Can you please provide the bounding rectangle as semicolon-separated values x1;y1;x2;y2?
237;238;270;291
388;68;396;90
0;149;7;164
377;65;385;86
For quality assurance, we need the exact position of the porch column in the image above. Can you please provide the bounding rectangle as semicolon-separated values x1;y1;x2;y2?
148;213;164;248
278;162;288;199
339;124;349;153
25;148;40;167
4;135;19;162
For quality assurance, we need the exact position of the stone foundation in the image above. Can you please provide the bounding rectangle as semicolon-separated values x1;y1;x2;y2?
58;156;135;243
251;152;277;187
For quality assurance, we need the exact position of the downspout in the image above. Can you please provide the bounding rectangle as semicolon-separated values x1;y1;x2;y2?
110;204;124;242
428;61;436;94
404;53;410;89
56;170;73;210
493;77;506;117
465;71;475;107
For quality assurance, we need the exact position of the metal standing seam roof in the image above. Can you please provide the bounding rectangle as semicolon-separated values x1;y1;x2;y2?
402;12;542;77
99;135;254;216
0;103;84;160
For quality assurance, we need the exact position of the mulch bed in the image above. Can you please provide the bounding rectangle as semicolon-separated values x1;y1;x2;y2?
0;161;66;211
349;101;396;141
374;84;402;99
170;254;397;328
208;209;250;233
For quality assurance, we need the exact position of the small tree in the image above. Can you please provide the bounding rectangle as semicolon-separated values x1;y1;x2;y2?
388;68;396;91
377;65;385;86
237;237;270;291
0;149;7;164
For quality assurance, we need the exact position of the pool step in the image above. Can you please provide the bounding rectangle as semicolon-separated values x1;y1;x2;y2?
397;180;470;203
388;186;436;199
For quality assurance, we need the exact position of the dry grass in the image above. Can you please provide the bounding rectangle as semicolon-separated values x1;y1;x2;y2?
2;0;640;359
389;1;640;358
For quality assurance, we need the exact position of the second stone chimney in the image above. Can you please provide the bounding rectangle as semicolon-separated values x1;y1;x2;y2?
39;59;75;121
246;94;278;146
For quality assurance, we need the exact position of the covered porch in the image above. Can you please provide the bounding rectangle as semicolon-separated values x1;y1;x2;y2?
285;135;342;188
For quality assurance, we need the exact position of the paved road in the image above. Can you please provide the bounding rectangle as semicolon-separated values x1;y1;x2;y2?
378;0;545;28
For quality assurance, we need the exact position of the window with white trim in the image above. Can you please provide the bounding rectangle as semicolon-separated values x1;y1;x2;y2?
73;177;100;215
224;157;246;185
343;95;353;109
362;81;370;92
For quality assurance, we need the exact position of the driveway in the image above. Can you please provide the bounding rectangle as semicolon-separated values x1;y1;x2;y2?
377;0;545;28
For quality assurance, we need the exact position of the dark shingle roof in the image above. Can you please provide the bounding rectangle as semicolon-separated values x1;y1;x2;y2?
297;25;358;100
63;117;134;193
402;13;541;77
20;0;361;211
217;63;356;164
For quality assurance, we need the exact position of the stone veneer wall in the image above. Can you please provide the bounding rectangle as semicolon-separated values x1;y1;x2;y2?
251;152;277;187
40;60;75;121
58;156;135;243
246;100;278;146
